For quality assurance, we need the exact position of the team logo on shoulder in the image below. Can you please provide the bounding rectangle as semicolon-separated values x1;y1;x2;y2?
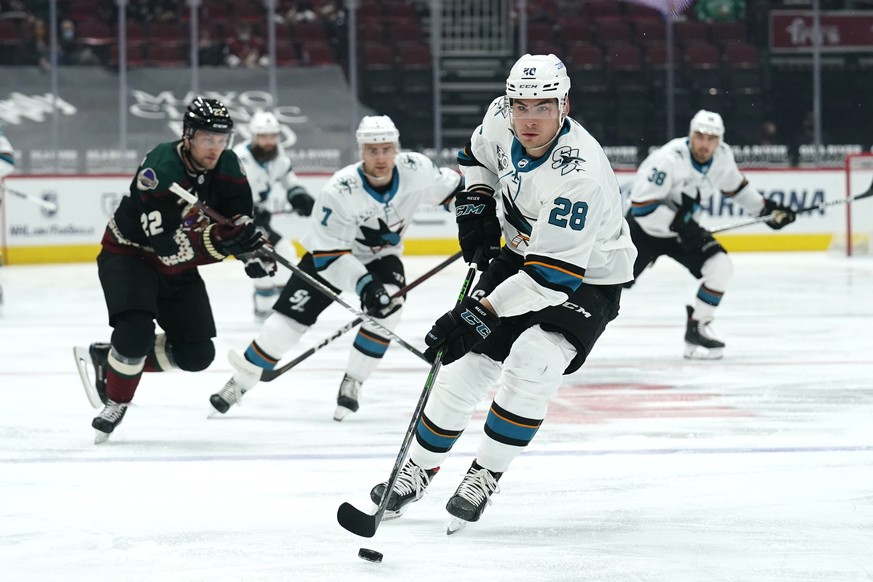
136;168;159;190
493;96;510;117
336;176;357;195
400;154;419;170
551;146;585;175
496;145;508;171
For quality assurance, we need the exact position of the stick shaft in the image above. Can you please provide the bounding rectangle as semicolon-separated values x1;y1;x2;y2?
337;265;477;538
261;251;462;381
168;182;428;362
710;181;873;234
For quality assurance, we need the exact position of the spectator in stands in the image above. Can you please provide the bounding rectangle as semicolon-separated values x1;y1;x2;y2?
57;18;79;65
283;0;318;24
197;27;225;67
694;0;746;21
225;23;267;68
27;17;50;70
758;120;783;145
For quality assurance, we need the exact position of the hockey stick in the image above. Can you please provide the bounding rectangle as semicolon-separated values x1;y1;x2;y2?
168;182;428;363
710;178;873;234
337;263;477;538
0;183;58;212
230;251;463;382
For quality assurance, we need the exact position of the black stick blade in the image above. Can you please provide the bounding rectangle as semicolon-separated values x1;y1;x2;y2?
337;502;378;538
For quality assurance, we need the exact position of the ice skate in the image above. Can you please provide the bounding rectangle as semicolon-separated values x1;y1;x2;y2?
445;462;501;535
683;305;725;360
209;377;249;415
333;373;362;421
92;399;128;444
369;459;439;520
73;342;110;408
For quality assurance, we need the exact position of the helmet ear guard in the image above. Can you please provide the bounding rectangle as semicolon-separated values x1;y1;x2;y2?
183;96;234;141
355;115;400;148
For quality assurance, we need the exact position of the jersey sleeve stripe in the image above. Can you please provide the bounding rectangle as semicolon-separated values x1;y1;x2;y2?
523;254;586;294
311;249;351;270
457;142;485;168
630;200;661;217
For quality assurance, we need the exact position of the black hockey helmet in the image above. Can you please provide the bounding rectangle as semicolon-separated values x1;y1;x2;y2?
182;96;233;140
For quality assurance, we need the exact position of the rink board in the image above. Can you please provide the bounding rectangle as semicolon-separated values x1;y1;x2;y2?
1;169;869;265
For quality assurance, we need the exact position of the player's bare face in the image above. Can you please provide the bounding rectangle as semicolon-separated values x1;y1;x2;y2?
690;131;719;164
360;143;397;186
511;98;562;155
188;130;230;170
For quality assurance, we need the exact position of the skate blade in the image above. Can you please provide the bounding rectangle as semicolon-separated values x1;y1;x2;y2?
446;516;468;535
74;346;103;409
94;429;111;445
683;344;724;360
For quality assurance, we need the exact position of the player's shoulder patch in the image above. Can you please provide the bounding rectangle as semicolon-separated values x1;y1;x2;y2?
136;167;159;191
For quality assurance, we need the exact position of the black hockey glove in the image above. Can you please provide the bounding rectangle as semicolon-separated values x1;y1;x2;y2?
760;198;796;230
356;273;391;313
211;215;265;257
669;192;706;250
456;190;501;271
252;205;272;228
424;297;499;365
241;251;277;279
288;188;315;217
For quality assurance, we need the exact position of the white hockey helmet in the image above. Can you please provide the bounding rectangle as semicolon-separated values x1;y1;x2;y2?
506;53;571;110
249;111;281;135
355;115;400;148
689;109;725;139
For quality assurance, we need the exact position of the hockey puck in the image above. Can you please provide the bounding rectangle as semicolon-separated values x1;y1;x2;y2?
358;548;383;563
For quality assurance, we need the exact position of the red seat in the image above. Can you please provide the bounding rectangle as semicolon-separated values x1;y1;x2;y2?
147;43;188;67
76;20;113;46
675;20;709;47
526;22;556;45
594;19;632;45
275;41;300;66
233;0;264;22
302;42;335;65
686;43;721;68
584;1;621;19
711;21;747;45
294;22;329;44
109;42;147;67
633;19;666;46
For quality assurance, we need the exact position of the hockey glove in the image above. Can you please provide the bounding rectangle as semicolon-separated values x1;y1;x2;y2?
288;188;315;217
669;192;705;250
761;198;796;230
356;273;391;313
253;205;272;228
456;190;501;271
423;297;499;365
210;215;265;257
241;251;277;279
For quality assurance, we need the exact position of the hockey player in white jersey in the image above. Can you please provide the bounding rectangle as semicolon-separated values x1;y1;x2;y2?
233;111;315;320
211;115;463;420
368;54;637;533
0;124;15;306
625;110;796;359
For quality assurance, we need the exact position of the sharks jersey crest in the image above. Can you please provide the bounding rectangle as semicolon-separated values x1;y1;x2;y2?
551;146;585;175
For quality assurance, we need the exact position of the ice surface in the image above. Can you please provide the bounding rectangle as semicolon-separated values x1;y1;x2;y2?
1;252;871;581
